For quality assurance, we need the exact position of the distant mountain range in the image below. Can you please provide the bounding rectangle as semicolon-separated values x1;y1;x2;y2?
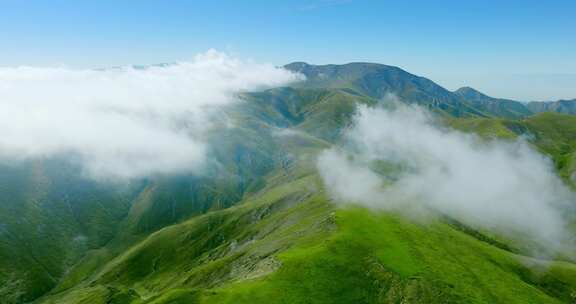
285;62;576;118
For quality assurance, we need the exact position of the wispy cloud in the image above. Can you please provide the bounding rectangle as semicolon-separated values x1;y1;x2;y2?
318;100;575;255
0;50;301;179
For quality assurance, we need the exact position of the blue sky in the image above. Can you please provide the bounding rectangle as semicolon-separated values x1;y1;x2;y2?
0;0;574;100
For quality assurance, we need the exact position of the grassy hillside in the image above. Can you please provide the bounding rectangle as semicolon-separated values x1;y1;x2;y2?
38;169;576;304
449;112;576;185
38;109;576;304
519;113;576;182
0;159;137;303
2;62;576;303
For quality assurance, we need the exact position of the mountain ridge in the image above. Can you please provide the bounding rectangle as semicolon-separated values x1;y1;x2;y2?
285;61;576;118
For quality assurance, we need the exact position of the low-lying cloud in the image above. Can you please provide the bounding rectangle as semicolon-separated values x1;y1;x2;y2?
318;103;575;253
0;50;300;179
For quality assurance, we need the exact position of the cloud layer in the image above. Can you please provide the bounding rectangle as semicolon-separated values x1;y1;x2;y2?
0;50;300;179
318;103;574;253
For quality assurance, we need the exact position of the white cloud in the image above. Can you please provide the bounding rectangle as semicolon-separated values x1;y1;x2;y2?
318;103;575;254
0;50;301;179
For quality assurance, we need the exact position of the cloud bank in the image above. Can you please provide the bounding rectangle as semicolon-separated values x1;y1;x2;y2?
318;103;575;253
0;50;300;179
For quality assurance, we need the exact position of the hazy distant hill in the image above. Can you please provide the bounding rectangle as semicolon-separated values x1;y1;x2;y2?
453;86;533;119
527;98;576;115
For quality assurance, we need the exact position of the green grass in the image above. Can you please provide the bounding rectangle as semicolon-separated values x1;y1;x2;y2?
36;108;576;304
6;81;576;304
448;112;576;185
39;173;336;303
41;174;576;304
447;118;517;139
198;207;576;304
0;159;135;303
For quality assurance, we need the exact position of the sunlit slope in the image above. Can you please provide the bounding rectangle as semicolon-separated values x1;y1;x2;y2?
39;109;576;304
519;113;576;182
449;112;576;184
39;169;576;304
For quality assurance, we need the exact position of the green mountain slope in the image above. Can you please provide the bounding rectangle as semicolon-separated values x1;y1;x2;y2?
453;86;533;119
38;170;576;304
0;159;138;303
36;104;576;304
449;112;576;185
284;62;488;118
1;61;576;303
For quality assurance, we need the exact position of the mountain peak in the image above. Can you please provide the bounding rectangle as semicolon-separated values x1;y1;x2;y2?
455;86;478;93
282;61;416;89
284;61;310;71
284;61;396;72
454;86;491;100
